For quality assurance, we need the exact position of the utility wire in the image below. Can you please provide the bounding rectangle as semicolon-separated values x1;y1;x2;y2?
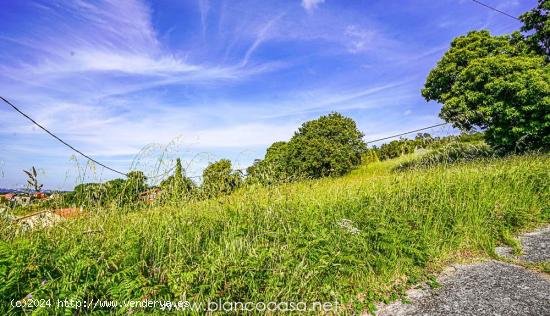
184;122;452;178
364;122;450;145
2;96;451;178
469;0;520;21
0;95;249;180
0;96;129;177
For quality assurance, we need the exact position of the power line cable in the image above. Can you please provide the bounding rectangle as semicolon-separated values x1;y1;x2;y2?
2;96;452;178
364;122;450;145
469;0;520;21
0;96;129;177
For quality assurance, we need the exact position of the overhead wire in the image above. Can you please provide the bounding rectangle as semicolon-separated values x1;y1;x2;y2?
0;96;128;177
2;97;450;178
364;122;450;145
469;0;521;21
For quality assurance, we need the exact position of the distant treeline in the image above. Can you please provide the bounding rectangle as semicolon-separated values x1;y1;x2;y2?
63;112;367;207
60;113;493;209
369;132;486;162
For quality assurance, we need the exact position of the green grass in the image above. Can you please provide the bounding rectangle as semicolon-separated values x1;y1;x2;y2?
396;142;494;170
1;154;549;314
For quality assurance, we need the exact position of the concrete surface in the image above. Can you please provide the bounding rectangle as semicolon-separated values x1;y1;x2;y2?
374;225;550;316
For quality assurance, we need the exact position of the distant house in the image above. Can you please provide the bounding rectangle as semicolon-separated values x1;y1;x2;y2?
139;188;162;204
32;192;47;200
14;195;31;206
1;193;16;201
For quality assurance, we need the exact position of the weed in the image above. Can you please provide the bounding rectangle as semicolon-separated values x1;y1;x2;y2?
0;154;548;314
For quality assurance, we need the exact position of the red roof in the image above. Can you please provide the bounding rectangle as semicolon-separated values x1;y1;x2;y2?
54;208;84;219
33;192;47;199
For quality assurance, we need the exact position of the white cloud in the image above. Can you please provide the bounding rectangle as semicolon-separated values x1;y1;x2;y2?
345;25;378;53
0;98;299;157
0;0;283;93
0;77;414;159
241;14;284;66
301;0;325;12
35;51;199;75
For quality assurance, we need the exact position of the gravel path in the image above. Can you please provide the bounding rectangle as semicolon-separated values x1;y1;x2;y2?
374;225;550;316
496;225;550;263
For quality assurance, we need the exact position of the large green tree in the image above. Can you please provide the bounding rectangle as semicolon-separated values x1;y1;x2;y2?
520;0;550;57
422;30;549;151
286;112;366;178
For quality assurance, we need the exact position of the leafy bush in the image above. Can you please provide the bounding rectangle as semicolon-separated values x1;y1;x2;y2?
378;139;416;160
65;171;148;208
373;132;488;161
160;158;196;201
201;159;242;198
398;142;494;170
246;142;293;185
247;112;366;183
286;113;366;178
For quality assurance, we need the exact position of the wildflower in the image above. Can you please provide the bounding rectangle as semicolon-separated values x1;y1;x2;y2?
336;219;361;235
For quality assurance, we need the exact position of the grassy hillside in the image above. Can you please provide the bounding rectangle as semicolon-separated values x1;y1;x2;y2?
1;154;549;314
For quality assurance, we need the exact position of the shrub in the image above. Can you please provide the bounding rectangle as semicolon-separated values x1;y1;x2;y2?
248;113;367;182
160;158;196;201
378;139;415;160
246;142;292;185
286;112;366;178
67;171;148;208
201;159;242;197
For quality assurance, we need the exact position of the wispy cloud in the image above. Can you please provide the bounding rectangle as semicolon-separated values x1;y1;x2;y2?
255;79;417;119
1;0;282;95
240;14;285;66
344;25;378;53
301;0;325;13
0;0;533;189
198;0;210;37
32;51;199;75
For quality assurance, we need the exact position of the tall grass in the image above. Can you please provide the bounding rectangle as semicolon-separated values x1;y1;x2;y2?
1;154;548;314
397;142;494;170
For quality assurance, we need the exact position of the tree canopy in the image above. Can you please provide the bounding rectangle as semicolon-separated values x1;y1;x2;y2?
520;0;550;57
247;113;367;182
286;112;366;178
246;141;291;184
422;29;549;151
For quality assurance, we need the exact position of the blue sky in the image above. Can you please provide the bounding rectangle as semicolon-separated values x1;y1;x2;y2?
0;0;535;190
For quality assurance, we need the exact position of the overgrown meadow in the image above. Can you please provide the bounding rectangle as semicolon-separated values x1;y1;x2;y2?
1;153;548;314
1;1;548;314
